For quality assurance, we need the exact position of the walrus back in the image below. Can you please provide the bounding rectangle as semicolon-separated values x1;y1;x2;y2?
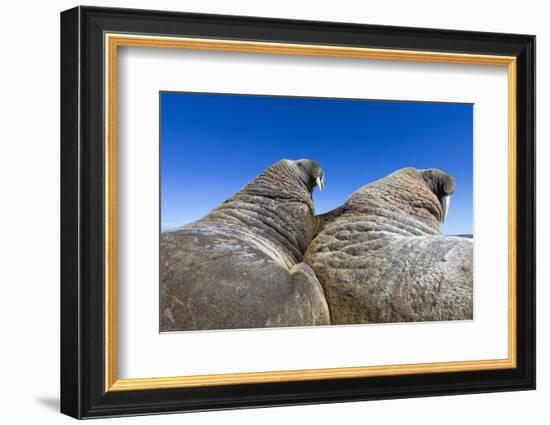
305;168;473;325
160;221;329;331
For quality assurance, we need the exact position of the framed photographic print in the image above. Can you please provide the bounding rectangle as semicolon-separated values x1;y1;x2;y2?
60;6;536;419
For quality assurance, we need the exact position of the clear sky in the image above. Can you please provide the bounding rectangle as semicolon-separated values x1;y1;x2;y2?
161;92;473;235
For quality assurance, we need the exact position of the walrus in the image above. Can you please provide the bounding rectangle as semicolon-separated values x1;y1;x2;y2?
160;159;330;331
304;167;473;324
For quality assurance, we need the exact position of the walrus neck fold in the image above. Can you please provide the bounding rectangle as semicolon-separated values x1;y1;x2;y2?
240;160;314;210
205;160;318;265
345;168;443;234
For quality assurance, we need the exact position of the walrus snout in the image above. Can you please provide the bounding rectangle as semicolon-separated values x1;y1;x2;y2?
295;159;325;192
420;168;456;223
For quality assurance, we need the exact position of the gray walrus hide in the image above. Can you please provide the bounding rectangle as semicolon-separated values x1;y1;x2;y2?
304;167;473;324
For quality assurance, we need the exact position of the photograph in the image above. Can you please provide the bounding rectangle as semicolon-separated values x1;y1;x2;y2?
159;92;474;332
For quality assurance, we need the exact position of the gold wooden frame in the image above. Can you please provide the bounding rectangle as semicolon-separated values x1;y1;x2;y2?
104;33;517;392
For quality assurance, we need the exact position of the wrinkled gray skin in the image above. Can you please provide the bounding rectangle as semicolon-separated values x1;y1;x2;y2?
304;168;473;324
160;159;330;331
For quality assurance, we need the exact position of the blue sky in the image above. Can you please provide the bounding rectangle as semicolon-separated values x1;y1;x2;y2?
161;92;473;235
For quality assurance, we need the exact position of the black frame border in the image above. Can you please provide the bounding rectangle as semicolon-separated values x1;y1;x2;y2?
60;6;535;419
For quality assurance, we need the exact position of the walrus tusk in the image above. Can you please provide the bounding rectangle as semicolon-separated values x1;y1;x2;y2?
316;176;324;191
441;195;451;223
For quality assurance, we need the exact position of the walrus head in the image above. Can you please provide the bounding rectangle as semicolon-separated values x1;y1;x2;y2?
420;169;456;223
295;159;325;192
